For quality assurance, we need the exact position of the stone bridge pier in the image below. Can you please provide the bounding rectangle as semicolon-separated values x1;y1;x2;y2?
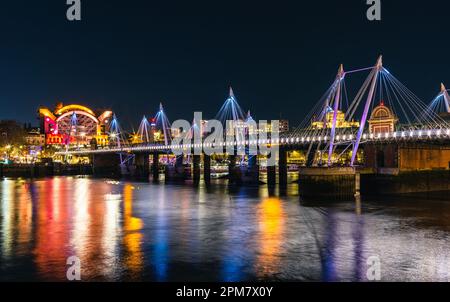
151;152;160;182
204;154;211;185
165;154;187;182
279;147;288;186
134;153;150;180
91;153;122;177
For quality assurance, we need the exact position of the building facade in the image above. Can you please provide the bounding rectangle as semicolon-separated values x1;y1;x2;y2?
38;103;113;147
368;101;398;134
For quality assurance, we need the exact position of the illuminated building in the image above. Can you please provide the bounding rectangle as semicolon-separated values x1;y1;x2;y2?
278;120;289;133
223;119;290;136
311;107;359;129
24;127;45;146
368;101;398;134
260;119;289;134
38;103;113;147
150;117;164;143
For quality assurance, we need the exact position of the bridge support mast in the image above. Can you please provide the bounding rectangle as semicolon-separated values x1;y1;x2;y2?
328;64;344;166
441;83;450;113
351;56;383;166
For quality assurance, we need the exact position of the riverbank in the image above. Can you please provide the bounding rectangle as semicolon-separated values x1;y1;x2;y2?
2;164;449;201
0;163;93;178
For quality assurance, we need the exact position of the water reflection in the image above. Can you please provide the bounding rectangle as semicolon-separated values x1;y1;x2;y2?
102;190;121;279
1;181;14;260
122;184;143;279
17;182;32;252
72;178;90;270
34;178;70;280
1;177;450;281
256;197;285;279
321;211;337;281
152;188;168;281
221;193;251;282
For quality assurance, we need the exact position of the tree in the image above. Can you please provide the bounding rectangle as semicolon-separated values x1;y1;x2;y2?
0;120;27;146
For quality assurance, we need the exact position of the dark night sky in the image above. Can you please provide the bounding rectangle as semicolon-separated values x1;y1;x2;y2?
0;0;449;129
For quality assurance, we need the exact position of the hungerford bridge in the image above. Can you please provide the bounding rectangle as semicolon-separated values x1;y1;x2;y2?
56;57;450;200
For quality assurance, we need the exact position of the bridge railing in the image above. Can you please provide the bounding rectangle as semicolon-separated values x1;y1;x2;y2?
55;127;450;155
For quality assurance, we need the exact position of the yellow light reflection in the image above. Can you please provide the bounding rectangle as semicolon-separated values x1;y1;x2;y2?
17;182;32;249
123;184;143;276
256;197;285;277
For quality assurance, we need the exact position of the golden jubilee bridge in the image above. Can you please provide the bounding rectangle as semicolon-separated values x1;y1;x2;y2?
55;56;450;200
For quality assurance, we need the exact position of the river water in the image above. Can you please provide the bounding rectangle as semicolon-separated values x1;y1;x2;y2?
0;176;450;281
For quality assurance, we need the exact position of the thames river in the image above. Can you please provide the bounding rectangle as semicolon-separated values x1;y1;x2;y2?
1;176;450;281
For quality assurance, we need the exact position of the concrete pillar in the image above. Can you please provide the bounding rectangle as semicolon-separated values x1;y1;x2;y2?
246;154;260;185
175;154;184;173
151;152;159;182
248;154;257;168
279;148;288;186
134;153;150;179
204;154;211;185
267;165;276;187
92;153;121;177
175;154;186;181
228;154;235;184
298;167;356;201
228;154;242;185
193;154;201;185
165;154;186;182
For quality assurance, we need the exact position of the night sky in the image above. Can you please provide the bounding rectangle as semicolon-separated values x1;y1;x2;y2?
0;0;449;130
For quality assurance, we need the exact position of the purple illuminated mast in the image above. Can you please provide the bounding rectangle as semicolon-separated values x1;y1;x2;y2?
350;55;383;166
440;83;450;113
327;64;344;166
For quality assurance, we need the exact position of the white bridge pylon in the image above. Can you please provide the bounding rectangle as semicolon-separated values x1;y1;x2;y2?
289;55;450;167
327;64;344;166
350;55;383;166
440;83;450;113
